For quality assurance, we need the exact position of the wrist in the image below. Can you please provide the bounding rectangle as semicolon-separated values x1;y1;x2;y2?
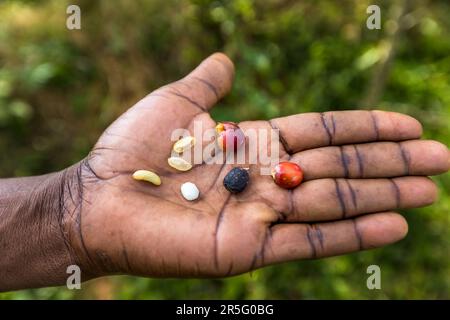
0;163;88;291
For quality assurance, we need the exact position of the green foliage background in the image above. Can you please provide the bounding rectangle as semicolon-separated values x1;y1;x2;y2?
0;0;449;299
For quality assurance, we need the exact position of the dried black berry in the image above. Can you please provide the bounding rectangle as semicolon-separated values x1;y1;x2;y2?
223;167;249;194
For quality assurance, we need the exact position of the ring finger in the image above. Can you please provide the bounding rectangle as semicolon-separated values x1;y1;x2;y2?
284;176;437;222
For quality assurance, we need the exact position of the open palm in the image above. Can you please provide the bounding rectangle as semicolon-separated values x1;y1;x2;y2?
68;53;449;280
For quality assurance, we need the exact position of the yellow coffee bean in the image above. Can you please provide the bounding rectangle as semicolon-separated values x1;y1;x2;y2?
132;170;161;185
173;136;196;153
167;157;193;171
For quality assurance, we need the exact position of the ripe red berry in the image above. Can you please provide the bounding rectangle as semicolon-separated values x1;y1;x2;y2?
215;121;245;152
271;162;303;189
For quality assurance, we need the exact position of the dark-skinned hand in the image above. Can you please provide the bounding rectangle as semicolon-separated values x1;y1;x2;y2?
61;53;450;281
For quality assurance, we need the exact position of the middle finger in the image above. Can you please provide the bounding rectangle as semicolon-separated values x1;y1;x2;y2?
291;140;449;181
284;176;437;222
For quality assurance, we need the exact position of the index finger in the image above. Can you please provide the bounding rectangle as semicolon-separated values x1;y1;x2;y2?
269;110;423;153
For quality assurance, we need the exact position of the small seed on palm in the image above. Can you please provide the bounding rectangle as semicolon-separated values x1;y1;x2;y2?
168;157;193;171
215;121;245;152
271;162;303;189
173;136;196;153
181;182;200;201
223;167;249;193
132;170;161;186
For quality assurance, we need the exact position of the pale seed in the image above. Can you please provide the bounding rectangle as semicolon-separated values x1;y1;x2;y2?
132;170;161;186
173;136;196;153
168;157;193;171
180;182;199;201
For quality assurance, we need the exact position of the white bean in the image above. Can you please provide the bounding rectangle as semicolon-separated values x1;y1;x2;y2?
180;182;199;201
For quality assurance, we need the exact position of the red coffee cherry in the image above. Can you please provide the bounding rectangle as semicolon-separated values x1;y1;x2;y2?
215;121;245;152
271;162;303;189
